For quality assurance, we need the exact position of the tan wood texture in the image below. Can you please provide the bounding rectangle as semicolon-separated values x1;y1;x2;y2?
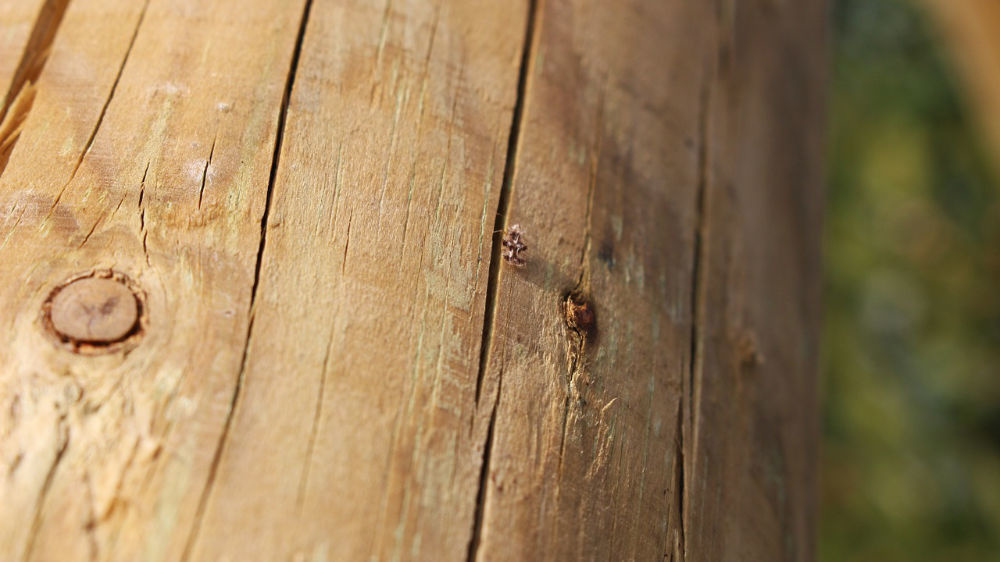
0;0;827;560
0;0;68;171
471;1;709;559
0;0;310;560
683;3;827;559
190;1;527;559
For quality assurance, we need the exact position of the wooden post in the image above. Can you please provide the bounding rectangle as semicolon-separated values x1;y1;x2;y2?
0;0;826;560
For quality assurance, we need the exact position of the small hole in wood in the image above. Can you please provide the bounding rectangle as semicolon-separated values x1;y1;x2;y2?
564;291;596;337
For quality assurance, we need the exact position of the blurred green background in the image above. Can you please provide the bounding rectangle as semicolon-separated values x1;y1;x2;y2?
823;0;1000;560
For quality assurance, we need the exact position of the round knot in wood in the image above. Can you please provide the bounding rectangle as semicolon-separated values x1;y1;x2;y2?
45;273;142;350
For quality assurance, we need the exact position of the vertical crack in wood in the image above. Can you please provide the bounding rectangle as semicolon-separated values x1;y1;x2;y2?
466;369;500;562
467;1;540;560
46;0;149;216
669;401;685;562
679;41;717;562
472;0;539;405
197;134;217;210
374;0;394;75
297;325;335;512
179;1;315;559
399;3;439;255
342;209;353;274
0;0;72;178
77;210;106;249
557;89;604;480
138;162;151;266
77;187;127;250
571;87;605;294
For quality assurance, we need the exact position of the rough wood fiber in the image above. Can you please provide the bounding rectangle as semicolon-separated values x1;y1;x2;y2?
470;0;710;559
0;0;826;560
682;2;827;560
189;1;528;559
0;0;309;559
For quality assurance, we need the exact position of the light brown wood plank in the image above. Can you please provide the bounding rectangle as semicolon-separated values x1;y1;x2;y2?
0;0;309;559
471;1;713;560
188;1;529;560
0;0;827;560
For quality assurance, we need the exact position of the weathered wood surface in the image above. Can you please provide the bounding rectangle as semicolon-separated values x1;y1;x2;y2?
0;0;826;560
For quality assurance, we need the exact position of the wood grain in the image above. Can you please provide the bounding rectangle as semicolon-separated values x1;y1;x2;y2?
188;0;528;559
0;0;308;559
683;2;827;560
0;0;826;560
471;0;710;559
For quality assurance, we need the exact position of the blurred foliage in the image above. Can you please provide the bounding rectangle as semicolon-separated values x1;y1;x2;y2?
823;0;1000;560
